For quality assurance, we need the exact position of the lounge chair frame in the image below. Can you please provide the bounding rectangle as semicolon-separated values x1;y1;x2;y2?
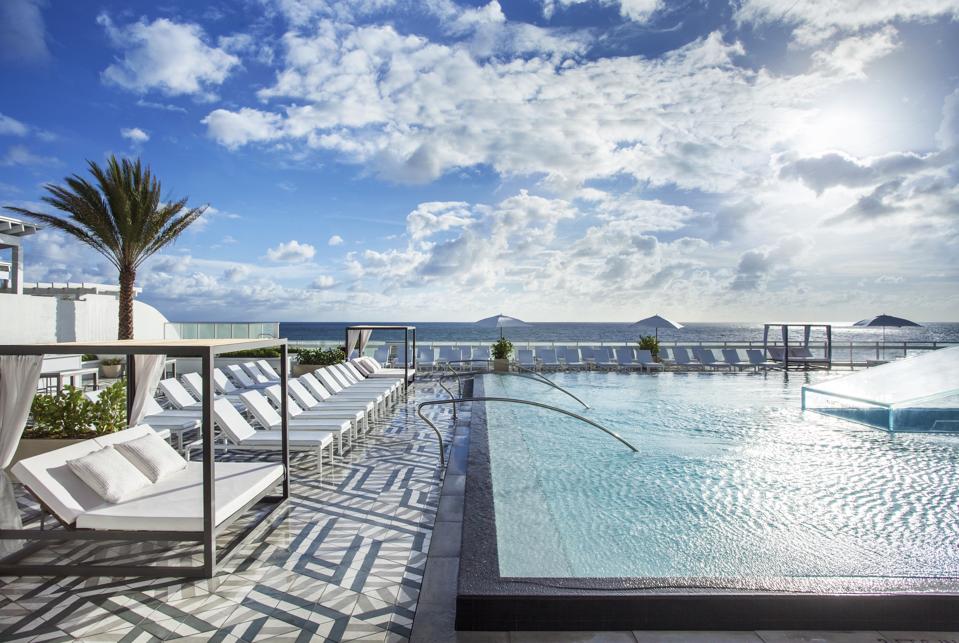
0;338;292;579
344;325;416;391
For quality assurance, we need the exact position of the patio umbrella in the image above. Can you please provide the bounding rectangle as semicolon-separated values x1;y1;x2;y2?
853;314;922;343
632;314;684;341
475;314;531;338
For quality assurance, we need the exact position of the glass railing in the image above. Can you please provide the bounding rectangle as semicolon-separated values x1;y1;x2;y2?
165;321;280;340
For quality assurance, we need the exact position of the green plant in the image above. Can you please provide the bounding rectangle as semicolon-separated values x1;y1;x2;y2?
82;353;98;362
5;156;205;339
221;347;282;358
637;335;660;360
99;357;124;366
491;337;513;360
26;381;127;439
296;347;345;366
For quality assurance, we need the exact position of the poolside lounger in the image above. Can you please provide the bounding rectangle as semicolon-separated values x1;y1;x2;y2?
635;349;663;372
12;424;285;532
351;356;416;382
471;346;491;368
213;368;242;396
325;365;399;401
615;347;641;370
594;347;617;369
241;362;275;385
659;347;675;367
767;347;786;362
225;364;271;390
579;347;596;369
515;349;535;370
256;360;282;381
191;398;334;471
342;363;404;395
437;346;458;368
158;378;202;410
239;390;351;455
693;348;725;371
302;373;389;412
671;347;699;370
372;347;390;366
538;348;560;370
746;349;779;370
263;385;367;437
417;347;436;371
563;347;583;369
288;378;379;420
721;349;751;371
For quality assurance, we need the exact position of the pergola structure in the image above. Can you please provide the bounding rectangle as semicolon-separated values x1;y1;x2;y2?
0;338;291;578
344;325;416;390
762;322;833;370
0;215;39;295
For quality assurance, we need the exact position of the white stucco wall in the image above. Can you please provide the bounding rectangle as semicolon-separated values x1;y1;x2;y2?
0;293;171;343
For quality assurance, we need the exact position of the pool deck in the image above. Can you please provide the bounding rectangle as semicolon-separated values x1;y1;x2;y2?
1;377;957;642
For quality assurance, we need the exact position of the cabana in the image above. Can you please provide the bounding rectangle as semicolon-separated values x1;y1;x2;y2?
344;325;417;389
762;322;833;370
0;338;291;578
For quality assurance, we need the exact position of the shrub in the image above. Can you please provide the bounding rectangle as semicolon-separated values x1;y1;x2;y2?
221;347;282;358
82;353;98;362
27;381;127;439
99;357;124;367
637;335;660;360
491;337;513;360
297;347;345;366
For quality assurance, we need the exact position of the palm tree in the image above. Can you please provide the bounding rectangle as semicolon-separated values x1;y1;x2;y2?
5;156;205;339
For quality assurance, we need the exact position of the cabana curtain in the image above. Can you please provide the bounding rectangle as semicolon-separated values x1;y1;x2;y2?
129;354;167;426
347;330;359;356
0;354;42;555
357;330;372;354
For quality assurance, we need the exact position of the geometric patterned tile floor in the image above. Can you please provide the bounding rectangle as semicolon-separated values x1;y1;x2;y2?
0;381;456;643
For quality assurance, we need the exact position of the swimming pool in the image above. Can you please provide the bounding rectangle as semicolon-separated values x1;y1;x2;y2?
481;371;959;581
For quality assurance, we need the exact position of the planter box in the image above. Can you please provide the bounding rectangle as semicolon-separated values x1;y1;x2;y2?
293;363;320;377
493;358;509;372
7;438;86;469
100;364;123;378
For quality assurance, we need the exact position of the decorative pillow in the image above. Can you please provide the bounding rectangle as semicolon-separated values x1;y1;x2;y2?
351;358;373;376
115;432;188;483
67;446;152;504
361;356;382;373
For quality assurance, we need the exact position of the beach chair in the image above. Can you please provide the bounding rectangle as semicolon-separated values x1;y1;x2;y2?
635;349;663;372
659;347;675;368
538;348;560;370
437;346;458;369
158;378;202;410
239;390;352;455
615;347;640;370
372;346;390;366
563;347;583;369
187;398;334;471
579;347;596;369
241;361;274;384
471;346;491;369
417;346;436;371
263;384;367;437
255;359;282;381
225;364;271;390
594;347;617;369
515;349;535;370
721;348;750;371
693;348;724;371
746;349;779;371
671;347;698;370
288;378;378;420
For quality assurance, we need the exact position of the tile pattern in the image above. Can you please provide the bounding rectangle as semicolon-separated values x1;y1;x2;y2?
0;381;459;643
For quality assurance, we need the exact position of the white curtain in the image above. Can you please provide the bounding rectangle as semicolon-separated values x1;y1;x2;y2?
0;354;43;555
358;330;372;355
129;354;167;426
347;330;360;358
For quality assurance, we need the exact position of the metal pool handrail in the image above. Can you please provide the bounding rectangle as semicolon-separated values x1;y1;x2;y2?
417;396;638;466
512;363;590;409
442;360;591;409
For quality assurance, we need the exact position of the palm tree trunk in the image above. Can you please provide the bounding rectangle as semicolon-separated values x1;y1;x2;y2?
118;267;136;340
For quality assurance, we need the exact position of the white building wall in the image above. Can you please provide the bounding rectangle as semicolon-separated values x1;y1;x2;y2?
0;293;172;343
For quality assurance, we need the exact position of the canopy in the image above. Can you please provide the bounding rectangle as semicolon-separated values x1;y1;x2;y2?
633;314;683;340
475;314;530;338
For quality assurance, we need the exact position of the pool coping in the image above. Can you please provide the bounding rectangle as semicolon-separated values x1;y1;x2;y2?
455;373;959;631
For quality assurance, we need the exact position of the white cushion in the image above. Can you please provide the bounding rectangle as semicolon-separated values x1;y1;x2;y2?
114;432;188;482
350;358;373;375
66;446;152;504
363;356;382;372
11;440;108;525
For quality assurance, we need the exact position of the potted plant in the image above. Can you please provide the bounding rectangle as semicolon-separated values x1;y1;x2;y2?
99;357;124;378
293;347;346;377
491;337;513;372
638;335;660;361
10;382;126;464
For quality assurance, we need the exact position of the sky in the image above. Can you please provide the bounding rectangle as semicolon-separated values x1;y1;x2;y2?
1;0;958;323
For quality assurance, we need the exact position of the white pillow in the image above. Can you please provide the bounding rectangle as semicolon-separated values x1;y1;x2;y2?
67;446;152;504
115;432;188;483
351;358;373;376
361;356;382;373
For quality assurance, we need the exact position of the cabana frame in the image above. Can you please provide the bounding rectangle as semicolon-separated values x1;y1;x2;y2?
0;338;291;579
344;325;416;391
762;322;833;370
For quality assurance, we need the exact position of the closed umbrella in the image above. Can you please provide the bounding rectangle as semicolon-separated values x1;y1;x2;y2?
632;314;683;341
475;314;531;338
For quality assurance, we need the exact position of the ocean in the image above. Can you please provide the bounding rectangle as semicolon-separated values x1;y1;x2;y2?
280;321;959;345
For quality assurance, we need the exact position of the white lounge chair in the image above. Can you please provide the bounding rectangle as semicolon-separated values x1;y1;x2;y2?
158;378;202;410
615;347;640;370
349;357;414;383
225;364;271;390
563;348;583;369
579;347;596;369
721;349;750;371
188;398;334;471
324;365;399;402
241;361;275;385
287;378;377;421
263;384;367;437
256;359;282;381
747;349;779;370
693;348;724;371
417;347;436;371
372;346;390;366
635;349;663;372
515;349;535;370
239;390;351;455
301;373;388;412
594;347;617;369
537;349;560;370
12;424;284;532
672;347;699;370
471;346;491;368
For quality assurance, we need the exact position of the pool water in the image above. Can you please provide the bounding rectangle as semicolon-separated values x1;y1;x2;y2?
482;372;959;580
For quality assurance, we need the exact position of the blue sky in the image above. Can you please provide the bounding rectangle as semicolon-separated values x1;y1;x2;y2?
1;0;958;322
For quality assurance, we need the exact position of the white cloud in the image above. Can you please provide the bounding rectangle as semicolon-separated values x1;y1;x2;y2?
0;0;50;64
203;108;283;149
1;144;57;166
98;14;241;97
266;239;316;262
0;113;29;137
735;0;959;45
542;0;662;23
120;127;149;144
310;274;336;289
937;88;959;150
327;234;344;246
189;205;241;232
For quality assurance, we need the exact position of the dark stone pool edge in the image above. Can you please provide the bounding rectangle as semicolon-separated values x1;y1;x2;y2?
455;374;959;631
